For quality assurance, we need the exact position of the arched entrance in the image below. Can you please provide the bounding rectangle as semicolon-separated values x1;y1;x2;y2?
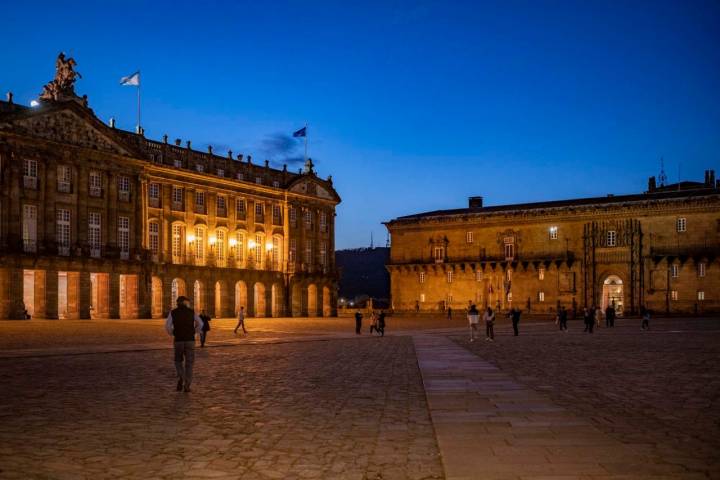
171;278;186;305
253;282;266;317
322;286;332;317
307;284;318;317
602;275;624;316
271;283;284;317
235;280;248;315
193;280;204;313
151;276;163;318
291;282;304;317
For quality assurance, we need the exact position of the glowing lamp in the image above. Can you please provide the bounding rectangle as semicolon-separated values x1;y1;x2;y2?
187;233;196;243
266;242;273;251
208;236;217;246
248;239;256;249
229;238;237;247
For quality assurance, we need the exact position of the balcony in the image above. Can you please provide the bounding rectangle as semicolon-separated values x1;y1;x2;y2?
273;215;282;226
58;181;72;193
149;197;161;208
217;207;227;218
23;239;37;253
118;190;130;202
195;204;206;215
171;201;183;211
23;176;37;190
89;186;103;198
90;247;102;259
58;245;70;256
120;250;130;260
255;214;264;224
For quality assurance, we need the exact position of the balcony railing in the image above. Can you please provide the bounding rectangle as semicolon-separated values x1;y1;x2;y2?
118;190;130;202
171;201;183;211
149;197;161;208
90;247;102;259
58;181;72;193
23;176;37;189
217;207;227;218
195;204;206;214
23;239;37;253
58;245;70;256
392;250;576;266
89;186;103;198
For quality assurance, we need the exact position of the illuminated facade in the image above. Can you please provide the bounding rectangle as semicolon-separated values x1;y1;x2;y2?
385;174;720;316
0;71;340;320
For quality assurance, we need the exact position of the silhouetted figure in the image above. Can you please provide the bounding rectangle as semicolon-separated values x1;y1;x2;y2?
355;310;363;334
467;304;480;341
605;304;616;327
369;310;378;334
415;301;420;313
510;308;521;336
199;310;211;347
447;307;452;320
234;306;247;335
378;311;386;337
483;307;495;341
559;306;568;331
165;296;203;392
583;307;594;334
641;306;651;330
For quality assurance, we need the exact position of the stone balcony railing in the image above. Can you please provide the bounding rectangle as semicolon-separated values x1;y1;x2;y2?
390;250;576;266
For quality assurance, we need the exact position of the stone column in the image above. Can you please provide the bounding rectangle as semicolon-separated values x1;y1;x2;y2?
109;272;120;319
162;275;174;317
203;277;216;317
137;272;151;319
79;270;92;319
32;270;47;319
45;270;59;319
0;267;24;319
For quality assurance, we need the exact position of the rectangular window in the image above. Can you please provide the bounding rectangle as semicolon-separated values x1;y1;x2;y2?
304;209;312;229
272;180;280;188
22;204;37;252
56;208;71;256
289;238;297;263
447;271;453;283
216;230;226;266
217;169;224;177
671;290;678;301
255;177;262;185
255;234;263;268
57;165;72;193
236;198;246;219
255;202;264;223
236;172;244;181
195;227;205;263
118;216;130;259
466;231;473;243
320;212;328;232
172;224;183;263
148;183;161;208
235;232;245;264
196;164;204;173
698;262;706;278
476;270;482;281
273;237;281;270
538;291;545;302
118;176;130;202
89;171;102;197
88;212;102;258
434;246;445;262
148;222;159;257
420;293;425;303
504;243;514;260
549;226;558;240
273;204;282;225
607;230;617;247
419;272;425;283
671;264;679;278
23;159;38;189
195;191;205;214
539;267;545;280
305;243;312;266
217;196;227;217
677;217;687;232
698;291;705;301
172;186;183;210
289;207;297;227
174;158;182;168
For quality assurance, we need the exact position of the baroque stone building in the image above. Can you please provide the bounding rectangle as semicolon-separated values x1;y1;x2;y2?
0;60;340;320
385;174;719;316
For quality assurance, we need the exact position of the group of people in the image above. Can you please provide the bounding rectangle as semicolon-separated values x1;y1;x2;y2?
467;304;500;342
582;304;618;334
354;310;387;336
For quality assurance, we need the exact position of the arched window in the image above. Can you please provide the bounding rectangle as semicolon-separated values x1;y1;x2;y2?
194;225;206;265
272;235;282;271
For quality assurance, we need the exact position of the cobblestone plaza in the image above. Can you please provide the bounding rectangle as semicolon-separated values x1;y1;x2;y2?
1;315;718;479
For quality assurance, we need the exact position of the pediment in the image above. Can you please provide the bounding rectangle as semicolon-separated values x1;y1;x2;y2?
2;107;133;156
289;178;335;200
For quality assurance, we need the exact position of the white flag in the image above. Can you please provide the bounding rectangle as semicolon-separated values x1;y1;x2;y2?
120;71;140;86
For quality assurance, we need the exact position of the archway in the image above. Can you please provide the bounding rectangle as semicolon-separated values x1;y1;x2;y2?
253;282;266;317
151;276;163;318
307;284;318;317
90;273;109;319
214;280;229;317
291;282;304;317
235;280;248;315
602;275;624;316
193;280;204;313
119;274;138;319
271;283;284;317
171;278;186;305
322;286;332;317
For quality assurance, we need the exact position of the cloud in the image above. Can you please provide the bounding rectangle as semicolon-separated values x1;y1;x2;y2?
260;133;300;157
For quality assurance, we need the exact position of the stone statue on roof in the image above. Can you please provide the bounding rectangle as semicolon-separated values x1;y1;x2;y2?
39;52;83;102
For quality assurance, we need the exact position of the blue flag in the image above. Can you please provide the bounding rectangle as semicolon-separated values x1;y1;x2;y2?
293;126;307;137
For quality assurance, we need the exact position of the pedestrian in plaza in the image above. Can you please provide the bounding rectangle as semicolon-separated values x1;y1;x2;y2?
447;307;453;320
165;296;203;393
605;303;616;328
510;307;521;336
369;310;378;335
559;305;568;331
467;304;480;341
583;307;595;334
641;306;651;330
595;306;603;328
199;309;211;347
415;300;420;313
355;310;363;334
233;306;247;335
483;307;495;341
377;310;386;337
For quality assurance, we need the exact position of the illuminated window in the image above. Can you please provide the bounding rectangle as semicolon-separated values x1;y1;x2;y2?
434;246;445;261
698;291;705;301
216;230;226;266
195;225;206;264
539;267;545;280
172;224;183;262
447;271;453;283
89;212;102;257
420;294;425;303
476;270;482;281
148;221;159;257
255;233;264;267
538;291;545;302
671;264;679;278
549;226;558;240
677;217;686;232
118;216;130;259
671;290;678;301
698;262;706;278
56;209;71;255
235;232;245;264
466;231;473;243
419;272;425;283
607;230;617;247
236;198;245;218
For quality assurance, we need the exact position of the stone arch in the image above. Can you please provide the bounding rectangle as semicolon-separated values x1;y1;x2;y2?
235;280;248;315
307;283;318;317
322;285;332;317
253;281;266;317
193;279;204;313
601;274;624;316
271;283;284;317
151;276;163;318
171;277;186;305
215;280;230;317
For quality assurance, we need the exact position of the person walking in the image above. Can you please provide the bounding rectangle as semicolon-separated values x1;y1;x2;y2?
233;306;247;335
355;310;363;334
165;296;203;392
467;304;480;341
606;303;616;327
585;307;595;334
447;307;453;320
641;306;651;330
510;307;521;336
199;309;211;347
377;311;386;337
483;307;495;341
559;306;568;331
595;306;603;328
369;311;378;335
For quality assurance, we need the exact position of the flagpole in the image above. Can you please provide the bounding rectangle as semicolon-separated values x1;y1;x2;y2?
304;122;308;162
137;71;141;134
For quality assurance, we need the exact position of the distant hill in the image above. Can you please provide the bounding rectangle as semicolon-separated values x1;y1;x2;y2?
336;247;390;300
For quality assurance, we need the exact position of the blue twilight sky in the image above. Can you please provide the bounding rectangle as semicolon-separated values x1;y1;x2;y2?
1;1;719;248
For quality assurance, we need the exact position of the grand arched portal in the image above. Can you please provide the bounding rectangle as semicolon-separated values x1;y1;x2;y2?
602;275;624;316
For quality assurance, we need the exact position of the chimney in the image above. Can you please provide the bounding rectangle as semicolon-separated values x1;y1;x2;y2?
264;159;269;168
227;150;233;159
469;196;483;209
247;155;252;164
648;176;656;192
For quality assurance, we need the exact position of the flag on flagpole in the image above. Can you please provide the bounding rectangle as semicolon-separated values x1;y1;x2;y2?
292;126;307;137
120;71;140;86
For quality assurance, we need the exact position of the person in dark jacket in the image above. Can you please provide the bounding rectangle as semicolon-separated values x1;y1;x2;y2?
165;296;203;392
510;308;521;336
377;311;386;337
605;304;616;327
355;310;363;334
199;310;211;347
559;306;568;331
583;307;594;334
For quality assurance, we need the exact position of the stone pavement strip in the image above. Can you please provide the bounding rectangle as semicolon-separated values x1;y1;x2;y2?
413;334;703;480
